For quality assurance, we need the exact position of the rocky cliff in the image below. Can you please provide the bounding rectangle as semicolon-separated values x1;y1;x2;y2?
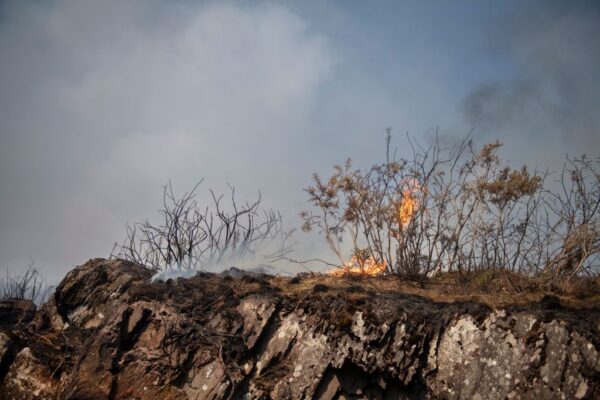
1;259;599;399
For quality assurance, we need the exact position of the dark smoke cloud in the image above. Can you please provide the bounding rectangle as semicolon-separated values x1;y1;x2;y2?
1;0;599;281
463;1;600;159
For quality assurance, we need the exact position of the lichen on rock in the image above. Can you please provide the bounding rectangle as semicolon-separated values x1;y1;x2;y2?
0;258;598;399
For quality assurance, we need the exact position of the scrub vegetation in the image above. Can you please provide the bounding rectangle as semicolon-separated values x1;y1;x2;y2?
302;131;600;291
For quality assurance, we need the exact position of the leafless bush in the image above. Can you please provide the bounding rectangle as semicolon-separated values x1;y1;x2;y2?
541;156;600;280
0;261;49;303
302;130;599;280
113;181;293;271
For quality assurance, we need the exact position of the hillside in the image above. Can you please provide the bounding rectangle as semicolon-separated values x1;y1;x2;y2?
1;258;599;399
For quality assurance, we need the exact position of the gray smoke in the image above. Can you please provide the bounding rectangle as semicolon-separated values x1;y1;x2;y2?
1;1;599;283
0;0;332;282
463;1;600;163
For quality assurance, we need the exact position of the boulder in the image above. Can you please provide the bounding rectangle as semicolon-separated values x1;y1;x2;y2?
0;258;598;399
0;299;36;327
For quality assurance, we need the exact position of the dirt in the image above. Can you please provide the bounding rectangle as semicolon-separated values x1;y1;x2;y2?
0;258;599;399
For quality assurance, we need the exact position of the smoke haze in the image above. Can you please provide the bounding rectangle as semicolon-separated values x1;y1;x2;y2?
462;1;600;165
0;0;598;281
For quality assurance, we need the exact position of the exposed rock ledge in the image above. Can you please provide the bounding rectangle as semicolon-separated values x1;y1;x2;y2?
1;258;599;399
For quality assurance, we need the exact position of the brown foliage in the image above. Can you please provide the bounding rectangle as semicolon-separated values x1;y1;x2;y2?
303;131;600;282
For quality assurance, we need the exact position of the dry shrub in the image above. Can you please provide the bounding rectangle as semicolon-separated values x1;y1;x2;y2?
113;181;293;271
303;130;599;285
1;261;49;303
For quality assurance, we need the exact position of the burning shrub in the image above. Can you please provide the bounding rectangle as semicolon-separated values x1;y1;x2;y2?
303;130;600;281
113;181;293;272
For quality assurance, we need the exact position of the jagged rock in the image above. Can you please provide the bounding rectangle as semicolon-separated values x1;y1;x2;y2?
1;258;599;399
0;299;36;327
237;295;276;350
0;332;15;377
2;347;57;399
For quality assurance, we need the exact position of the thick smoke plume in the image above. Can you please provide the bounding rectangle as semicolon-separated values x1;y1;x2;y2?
463;2;600;161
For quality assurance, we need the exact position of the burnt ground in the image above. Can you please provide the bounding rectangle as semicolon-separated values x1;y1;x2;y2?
128;266;600;344
1;258;599;399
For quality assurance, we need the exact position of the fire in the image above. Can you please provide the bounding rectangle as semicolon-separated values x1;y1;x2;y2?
398;188;416;227
329;180;422;277
328;255;387;277
397;179;423;228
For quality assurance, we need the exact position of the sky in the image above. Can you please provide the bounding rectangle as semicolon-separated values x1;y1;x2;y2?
1;0;599;282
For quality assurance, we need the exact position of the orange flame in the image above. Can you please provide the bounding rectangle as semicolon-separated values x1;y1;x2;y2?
398;179;423;228
398;188;416;227
329;255;386;277
329;180;423;277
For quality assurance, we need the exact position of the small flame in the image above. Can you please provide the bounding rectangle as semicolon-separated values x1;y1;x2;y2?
329;180;423;277
397;179;423;228
398;188;416;227
329;255;386;277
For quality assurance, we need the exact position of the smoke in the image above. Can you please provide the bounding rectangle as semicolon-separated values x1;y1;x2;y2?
149;239;295;282
462;1;600;164
0;0;331;281
1;1;599;282
202;244;295;276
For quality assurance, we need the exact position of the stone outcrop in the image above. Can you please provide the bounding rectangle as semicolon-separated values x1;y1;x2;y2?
0;258;598;399
0;299;36;327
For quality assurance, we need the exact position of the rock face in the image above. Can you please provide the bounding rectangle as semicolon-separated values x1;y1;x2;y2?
0;258;599;399
0;299;36;327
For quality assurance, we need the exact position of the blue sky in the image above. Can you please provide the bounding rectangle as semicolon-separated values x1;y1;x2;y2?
1;0;598;280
